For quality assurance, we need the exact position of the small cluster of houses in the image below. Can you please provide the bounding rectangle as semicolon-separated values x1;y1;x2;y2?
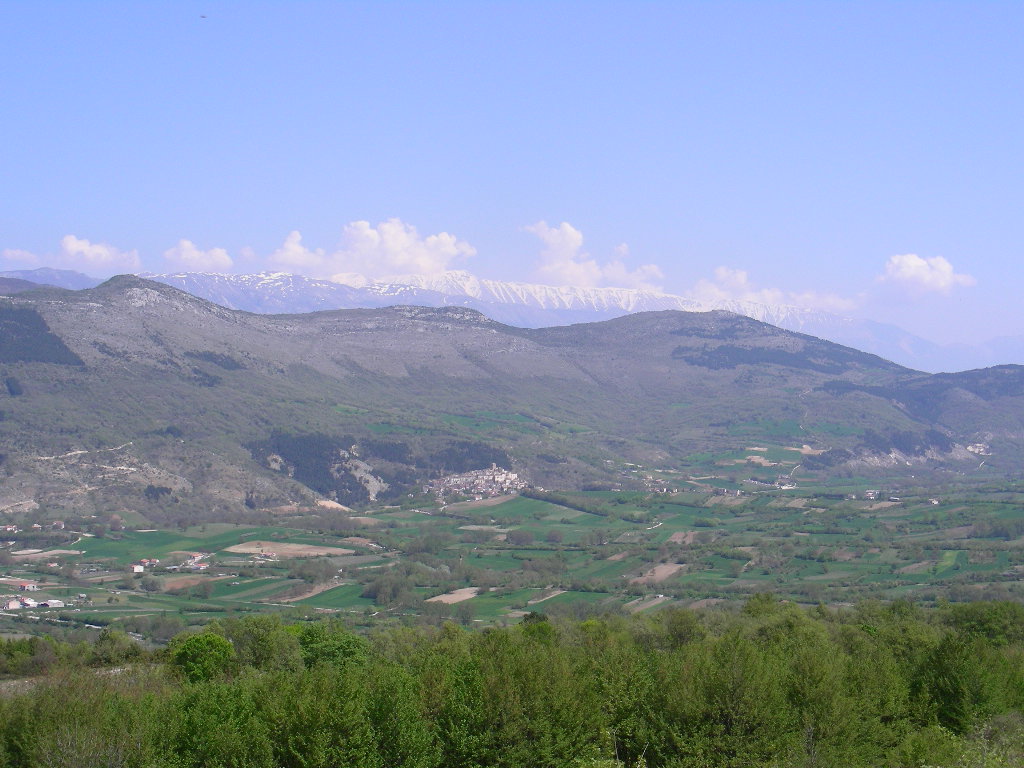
638;473;680;494
0;521;65;534
713;487;744;497
843;490;890;501
855;490;917;503
1;583;66;611
2;596;66;610
129;552;212;573
424;464;528;500
166;552;210;572
125;552;218;574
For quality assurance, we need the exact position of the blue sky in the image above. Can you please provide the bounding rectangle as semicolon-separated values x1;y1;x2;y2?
2;1;1022;344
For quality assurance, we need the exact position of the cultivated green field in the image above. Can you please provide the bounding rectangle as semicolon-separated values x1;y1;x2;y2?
3;476;1024;641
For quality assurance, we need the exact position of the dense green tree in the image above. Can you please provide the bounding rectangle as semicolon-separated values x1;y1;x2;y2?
919;633;1004;734
173;677;275;768
595;640;668;766
474;627;603;767
658;607;706;648
944;601;1024;646
249;668;381;768
887;724;963;768
2;672;174;768
292;620;368;669
363;661;439;768
837;626;913;762
168;632;236;683
90;628;141;667
416;627;488;768
782;626;860;766
218;615;303;672
676;631;796;766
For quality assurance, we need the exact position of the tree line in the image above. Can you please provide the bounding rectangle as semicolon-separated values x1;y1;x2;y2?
0;598;1023;767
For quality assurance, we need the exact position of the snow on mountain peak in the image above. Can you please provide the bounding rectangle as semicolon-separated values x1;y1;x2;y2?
385;270;702;313
144;268;836;325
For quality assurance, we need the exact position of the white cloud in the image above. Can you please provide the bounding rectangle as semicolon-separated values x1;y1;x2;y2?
526;221;663;290
266;219;476;280
602;260;665;290
878;253;975;294
269;230;327;272
690;266;858;313
59;235;140;273
162;239;233;272
1;237;139;275
334;219;476;278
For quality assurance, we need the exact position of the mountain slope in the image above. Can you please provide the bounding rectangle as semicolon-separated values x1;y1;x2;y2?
147;269;974;371
0;276;1020;520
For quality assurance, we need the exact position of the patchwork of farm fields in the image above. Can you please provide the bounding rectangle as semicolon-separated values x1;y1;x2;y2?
3;480;1024;639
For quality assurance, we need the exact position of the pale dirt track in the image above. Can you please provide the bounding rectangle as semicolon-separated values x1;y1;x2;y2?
527;589;566;605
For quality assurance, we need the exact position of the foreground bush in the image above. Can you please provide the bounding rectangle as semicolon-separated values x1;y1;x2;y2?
0;599;1022;767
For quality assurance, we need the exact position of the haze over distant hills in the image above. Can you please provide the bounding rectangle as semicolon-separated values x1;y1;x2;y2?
2;275;1024;519
1;266;1020;372
0;267;103;291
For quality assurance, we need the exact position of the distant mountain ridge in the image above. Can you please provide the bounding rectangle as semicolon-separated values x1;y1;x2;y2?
2;275;1024;518
147;269;970;371
3;266;1015;371
0;267;102;291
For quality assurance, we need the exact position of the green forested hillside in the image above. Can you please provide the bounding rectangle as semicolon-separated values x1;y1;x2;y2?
1;600;1022;768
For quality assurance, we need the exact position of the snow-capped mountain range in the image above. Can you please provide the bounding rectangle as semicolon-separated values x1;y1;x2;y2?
146;268;837;327
3;266;1015;372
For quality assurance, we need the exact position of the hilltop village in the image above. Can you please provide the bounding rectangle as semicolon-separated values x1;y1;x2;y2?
424;464;528;501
